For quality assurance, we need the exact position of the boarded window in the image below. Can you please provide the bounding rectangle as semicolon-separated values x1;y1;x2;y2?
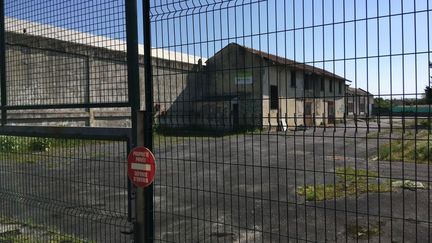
304;102;312;115
360;97;366;113
290;71;296;88
305;75;313;90
348;102;354;113
270;85;278;109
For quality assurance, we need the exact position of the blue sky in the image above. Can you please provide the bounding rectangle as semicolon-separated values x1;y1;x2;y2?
6;0;432;98
145;0;432;98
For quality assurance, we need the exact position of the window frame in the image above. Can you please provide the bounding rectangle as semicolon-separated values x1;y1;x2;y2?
347;102;354;113
304;74;313;91
359;96;366;113
270;85;279;110
290;71;296;88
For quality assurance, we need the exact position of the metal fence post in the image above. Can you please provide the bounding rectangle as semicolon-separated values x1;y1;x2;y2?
142;0;154;242
125;0;145;242
0;0;7;125
126;0;154;242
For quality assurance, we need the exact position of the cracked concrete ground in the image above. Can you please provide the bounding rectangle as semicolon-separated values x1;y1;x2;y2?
154;119;432;243
0;118;431;242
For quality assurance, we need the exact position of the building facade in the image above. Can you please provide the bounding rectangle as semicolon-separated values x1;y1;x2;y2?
4;17;368;130
345;87;374;118
181;43;347;131
4;16;204;127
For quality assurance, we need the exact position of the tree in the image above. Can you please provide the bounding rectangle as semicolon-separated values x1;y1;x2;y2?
373;97;393;115
425;86;432;104
374;97;392;109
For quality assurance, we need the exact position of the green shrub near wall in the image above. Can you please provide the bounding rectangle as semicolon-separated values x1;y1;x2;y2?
0;136;53;152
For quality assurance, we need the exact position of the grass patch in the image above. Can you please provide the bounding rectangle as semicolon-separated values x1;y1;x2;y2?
0;136;106;164
0;153;39;164
346;221;383;240
0;231;90;243
155;125;262;137
0;136;53;152
0;136;101;153
297;167;393;201
0;215;15;224
153;126;262;145
406;118;432;129
153;132;179;145
378;130;432;163
367;131;379;139
155;126;221;137
0;215;93;243
366;129;394;139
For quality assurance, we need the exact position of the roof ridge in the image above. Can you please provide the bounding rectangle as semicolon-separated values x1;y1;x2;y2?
4;16;205;65
226;43;346;81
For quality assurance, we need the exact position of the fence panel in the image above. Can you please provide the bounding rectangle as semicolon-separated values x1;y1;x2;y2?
4;0;129;108
150;0;432;242
0;1;135;242
0;131;130;242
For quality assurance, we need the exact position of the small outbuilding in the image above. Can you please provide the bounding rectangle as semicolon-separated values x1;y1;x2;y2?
345;86;374;118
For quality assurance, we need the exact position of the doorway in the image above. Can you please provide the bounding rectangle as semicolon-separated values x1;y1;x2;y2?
304;102;313;126
328;101;335;124
232;103;239;130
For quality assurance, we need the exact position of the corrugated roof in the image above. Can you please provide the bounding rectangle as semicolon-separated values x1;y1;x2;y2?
5;16;206;65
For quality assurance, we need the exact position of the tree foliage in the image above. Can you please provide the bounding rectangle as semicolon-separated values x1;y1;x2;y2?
374;98;392;109
425;86;432;104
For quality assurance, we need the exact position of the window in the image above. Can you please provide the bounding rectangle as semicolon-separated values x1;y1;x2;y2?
270;85;278;109
304;102;312;115
360;97;366;113
305;75;313;90
347;102;354;113
304;79;309;90
320;78;325;92
329;80;333;92
338;81;342;94
290;71;296;88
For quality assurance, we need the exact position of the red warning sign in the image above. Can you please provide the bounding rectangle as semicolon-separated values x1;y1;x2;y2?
127;147;156;188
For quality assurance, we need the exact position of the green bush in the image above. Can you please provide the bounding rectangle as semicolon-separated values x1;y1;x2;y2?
28;137;53;152
0;136;55;153
0;136;22;152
